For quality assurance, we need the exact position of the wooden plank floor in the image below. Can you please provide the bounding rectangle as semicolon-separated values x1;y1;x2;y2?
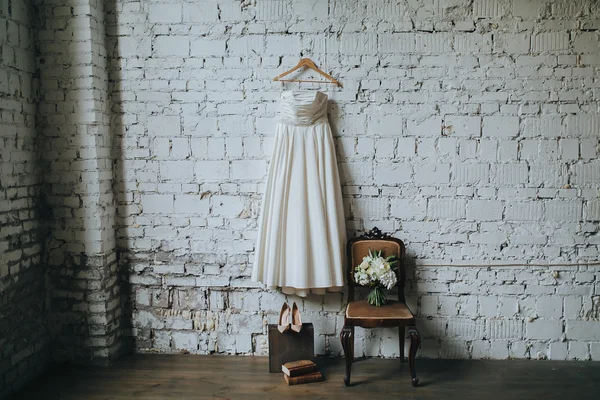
10;354;600;400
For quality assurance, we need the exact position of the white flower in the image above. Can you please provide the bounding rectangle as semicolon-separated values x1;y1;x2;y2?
354;251;397;289
359;260;369;270
371;258;385;272
379;269;397;289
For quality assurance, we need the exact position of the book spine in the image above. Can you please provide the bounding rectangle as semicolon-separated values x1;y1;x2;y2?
287;366;317;377
286;373;322;385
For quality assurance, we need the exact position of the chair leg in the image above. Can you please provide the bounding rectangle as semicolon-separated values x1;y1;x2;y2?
408;326;421;387
399;326;405;363
340;325;354;386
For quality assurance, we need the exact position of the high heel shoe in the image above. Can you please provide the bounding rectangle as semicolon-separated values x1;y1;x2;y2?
291;302;302;333
277;302;291;333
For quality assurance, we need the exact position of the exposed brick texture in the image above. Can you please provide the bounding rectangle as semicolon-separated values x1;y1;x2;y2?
101;0;600;362
35;0;125;365
0;0;49;397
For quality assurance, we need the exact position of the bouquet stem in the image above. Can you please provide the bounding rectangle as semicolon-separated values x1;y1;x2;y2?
367;286;387;307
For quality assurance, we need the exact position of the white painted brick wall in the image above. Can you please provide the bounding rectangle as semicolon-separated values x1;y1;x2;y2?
35;0;124;374
93;0;600;361
0;0;49;396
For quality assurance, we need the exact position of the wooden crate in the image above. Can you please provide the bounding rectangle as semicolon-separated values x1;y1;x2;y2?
267;323;314;373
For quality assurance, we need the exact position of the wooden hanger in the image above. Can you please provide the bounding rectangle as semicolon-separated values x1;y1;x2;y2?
273;58;342;87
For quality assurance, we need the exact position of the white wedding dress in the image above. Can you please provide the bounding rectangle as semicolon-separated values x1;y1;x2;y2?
252;90;346;297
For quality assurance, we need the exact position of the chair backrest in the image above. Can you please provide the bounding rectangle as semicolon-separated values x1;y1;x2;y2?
346;227;406;303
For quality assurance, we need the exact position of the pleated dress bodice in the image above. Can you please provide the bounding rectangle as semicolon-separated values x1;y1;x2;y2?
279;90;328;126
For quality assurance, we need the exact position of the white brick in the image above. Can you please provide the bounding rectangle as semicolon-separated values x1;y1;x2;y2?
174;195;209;215
532;33;569;52
142;194;174;214
231;160;266;180
265;35;302;55
379;33;415;53
520;139;558;161
536;296;562;318
479;296;497;317
368;115;403;135
498;297;517;317
390;198;426;220
427;199;466;219
568;341;590;360
566;321;600;341
439;296;459;315
473;0;505;17
574;32;599;53
498;140;517;162
466;200;502;221
161;161;194;182
416;34;452;53
470;233;506;245
195;161;229;181
592;343;600;361
585;200;600;220
212;196;246;218
406;116;442;137
491;340;509;359
226;36;264;55
191;39;226;57
154;36;189;57
472;340;491;359
119;36;152;58
454;34;492;54
374;163;411;185
526;320;563;340
486;319;523;339
580;139;597;160
549;341;567;360
504;202;543;221
512;0;545;17
560;139;579;161
352;198;388;219
447;319;484;340
171;138;190;158
522;116;562;138
340;33;377;54
149;4;182;23
172;332;198;351
183;3;219;22
420;295;438;315
544;200;583;222
452;164;489;185
529;164;567;187
572;164;600;185
148;116;181;136
444;116;481;137
483;116;519;137
565;115;600;138
494;33;530;53
492;164;528;185
414;163;449;185
256;0;289;20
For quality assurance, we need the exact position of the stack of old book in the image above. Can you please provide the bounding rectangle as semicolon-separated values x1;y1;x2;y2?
282;360;322;385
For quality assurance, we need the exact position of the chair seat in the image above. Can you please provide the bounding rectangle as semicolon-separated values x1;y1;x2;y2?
345;300;415;327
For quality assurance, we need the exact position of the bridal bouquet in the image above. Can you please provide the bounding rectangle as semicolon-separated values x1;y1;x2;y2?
354;249;398;306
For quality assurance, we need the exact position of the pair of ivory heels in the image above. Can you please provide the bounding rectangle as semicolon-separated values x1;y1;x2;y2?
277;302;302;333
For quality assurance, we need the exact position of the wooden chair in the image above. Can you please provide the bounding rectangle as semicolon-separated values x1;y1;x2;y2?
340;227;421;387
